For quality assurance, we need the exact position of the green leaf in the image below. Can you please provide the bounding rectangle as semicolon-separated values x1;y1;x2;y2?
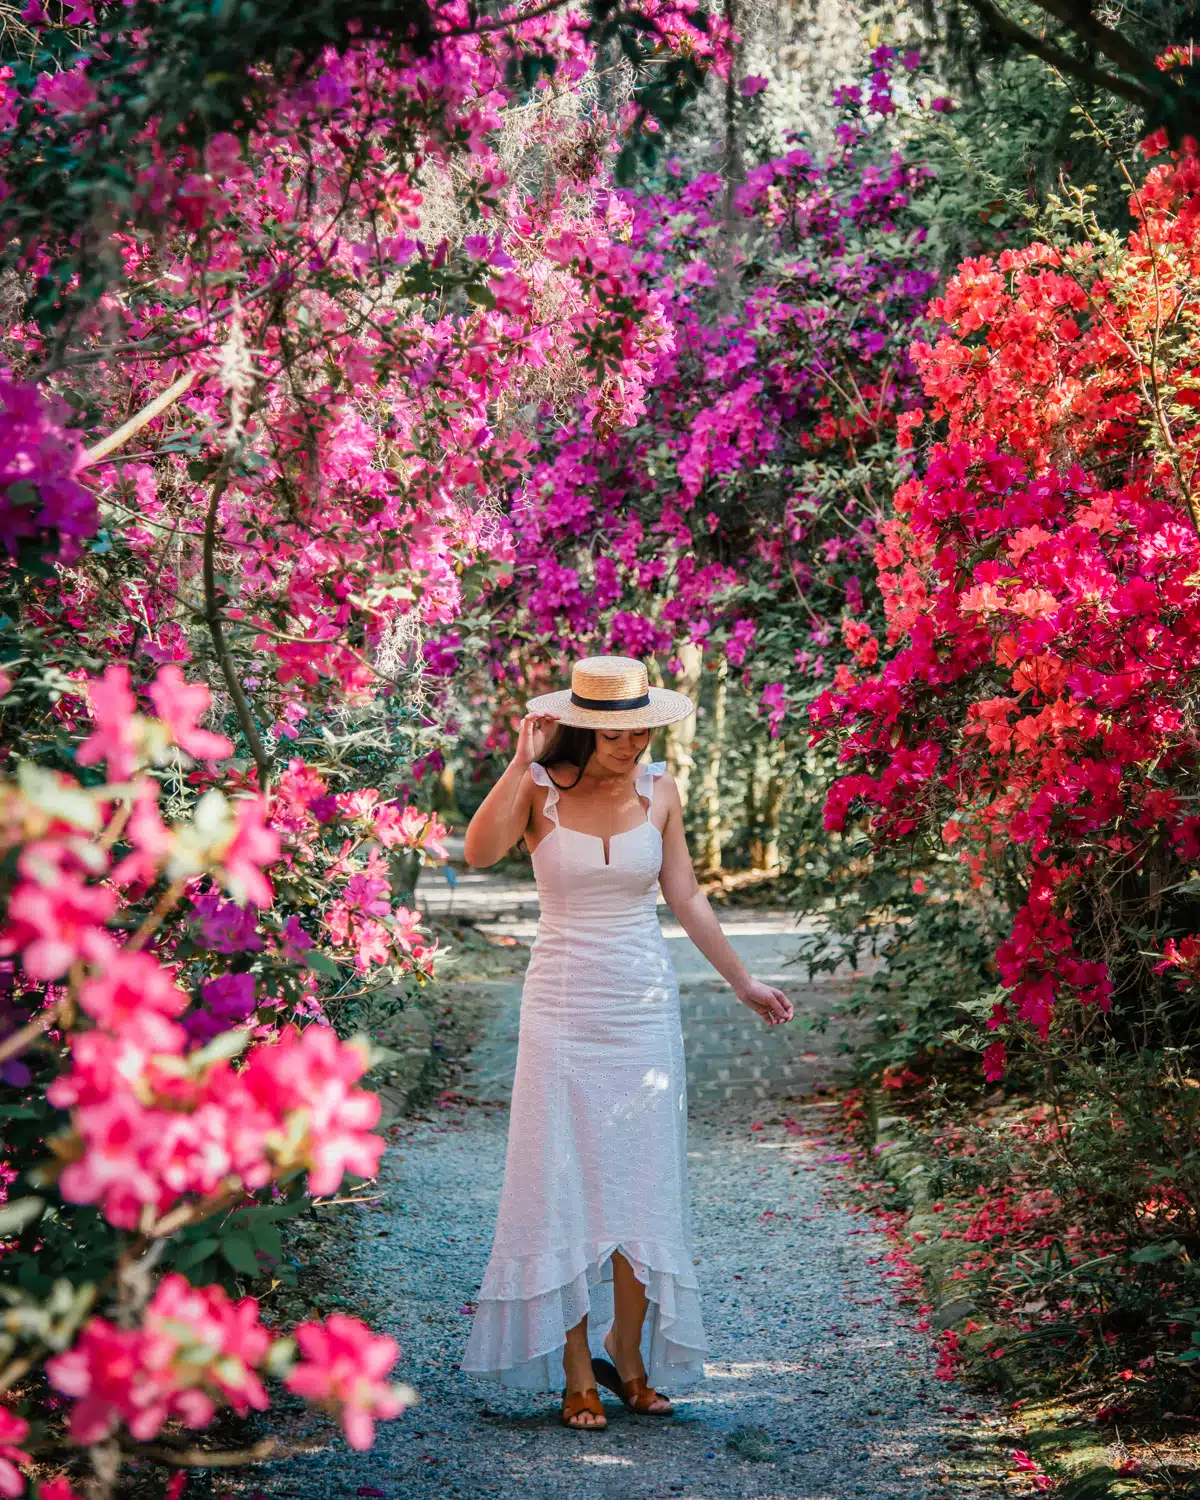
173;1236;220;1271
0;1196;44;1235
1131;1240;1183;1264
219;1233;261;1278
303;948;344;979
249;1221;283;1260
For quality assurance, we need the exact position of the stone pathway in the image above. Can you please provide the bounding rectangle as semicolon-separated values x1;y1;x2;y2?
268;858;1007;1500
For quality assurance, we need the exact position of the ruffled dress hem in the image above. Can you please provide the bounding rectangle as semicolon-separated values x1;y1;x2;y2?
461;1240;707;1392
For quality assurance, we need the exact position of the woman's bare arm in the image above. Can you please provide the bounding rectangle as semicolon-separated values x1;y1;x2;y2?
656;774;793;1026
462;712;559;869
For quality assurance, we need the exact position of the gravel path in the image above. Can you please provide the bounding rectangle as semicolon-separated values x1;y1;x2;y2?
329;1101;1000;1500
259;862;1007;1500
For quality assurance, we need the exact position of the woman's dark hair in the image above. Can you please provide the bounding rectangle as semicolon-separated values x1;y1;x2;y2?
535;723;649;789
535;724;595;788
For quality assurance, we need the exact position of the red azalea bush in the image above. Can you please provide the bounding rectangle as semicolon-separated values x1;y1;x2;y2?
816;143;1200;1396
817;144;1200;1070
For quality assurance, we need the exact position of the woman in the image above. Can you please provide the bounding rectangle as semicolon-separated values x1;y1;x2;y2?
460;655;793;1429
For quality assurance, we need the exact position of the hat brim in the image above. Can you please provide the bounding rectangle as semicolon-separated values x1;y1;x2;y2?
525;686;695;730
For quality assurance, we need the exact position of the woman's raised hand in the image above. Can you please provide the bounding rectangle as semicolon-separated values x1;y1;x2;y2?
515;712;560;769
736;979;794;1027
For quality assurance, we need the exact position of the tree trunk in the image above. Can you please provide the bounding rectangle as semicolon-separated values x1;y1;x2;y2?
747;739;768;869
761;740;787;873
664;641;703;811
697;656;727;876
436;761;457;818
748;738;787;871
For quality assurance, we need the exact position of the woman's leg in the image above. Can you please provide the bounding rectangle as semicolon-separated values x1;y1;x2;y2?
605;1252;672;1411
562;1313;605;1427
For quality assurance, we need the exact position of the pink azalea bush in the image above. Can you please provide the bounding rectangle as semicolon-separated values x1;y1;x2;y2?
0;0;735;1485
46;1275;409;1451
0;663;443;1484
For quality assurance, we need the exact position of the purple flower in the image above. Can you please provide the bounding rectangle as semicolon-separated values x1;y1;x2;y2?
0;373;97;563
307;794;340;824
186;971;257;1043
191;890;265;954
279;915;316;962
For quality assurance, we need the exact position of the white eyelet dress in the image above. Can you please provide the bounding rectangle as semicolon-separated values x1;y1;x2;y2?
461;759;708;1392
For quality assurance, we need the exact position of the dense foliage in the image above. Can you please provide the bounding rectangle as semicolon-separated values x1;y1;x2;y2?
817;134;1200;1400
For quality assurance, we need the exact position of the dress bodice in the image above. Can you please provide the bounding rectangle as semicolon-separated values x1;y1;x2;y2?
528;760;665;928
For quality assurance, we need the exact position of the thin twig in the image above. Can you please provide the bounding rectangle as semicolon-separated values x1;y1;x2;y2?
137;1436;328;1468
201;456;273;790
0;1001;64;1066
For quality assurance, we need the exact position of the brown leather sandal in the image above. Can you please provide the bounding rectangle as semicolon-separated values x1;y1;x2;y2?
561;1387;607;1429
591;1357;673;1415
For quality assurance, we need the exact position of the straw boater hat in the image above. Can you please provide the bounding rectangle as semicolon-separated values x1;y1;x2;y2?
525;656;695;730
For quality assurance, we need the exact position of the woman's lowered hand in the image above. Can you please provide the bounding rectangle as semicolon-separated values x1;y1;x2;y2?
736;979;793;1027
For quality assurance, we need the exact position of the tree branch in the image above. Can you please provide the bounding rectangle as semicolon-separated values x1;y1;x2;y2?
1026;0;1157;81
963;0;1156;106
202;458;273;791
79;370;199;469
0;1000;64;1067
136;1436;327;1468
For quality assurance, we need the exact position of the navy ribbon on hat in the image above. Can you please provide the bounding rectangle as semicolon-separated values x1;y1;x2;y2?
570;691;651;711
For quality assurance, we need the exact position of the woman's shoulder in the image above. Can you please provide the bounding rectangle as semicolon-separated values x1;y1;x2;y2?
641;761;680;801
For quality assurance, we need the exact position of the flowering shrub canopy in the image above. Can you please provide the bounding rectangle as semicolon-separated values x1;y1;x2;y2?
815;147;1200;1073
464;52;933;769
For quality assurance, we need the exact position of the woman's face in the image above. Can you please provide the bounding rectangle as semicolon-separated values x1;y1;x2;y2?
592;727;650;775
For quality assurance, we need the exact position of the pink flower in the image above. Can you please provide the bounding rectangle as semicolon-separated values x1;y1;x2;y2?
0;374;96;563
0;1405;29;1499
390;906;426;954
56;1094;168;1228
371;804;449;859
350;918;391;972
284;1315;410;1450
0;876;116;979
47;1276;270;1444
759;681;787;738
79;951;188;1048
110;786;173;887
740;74;768;96
37;1480;85;1500
219;798;280;908
982;1041;1006;1082
239;1025;383;1194
203;131;243;178
147;666;233;762
76;665;140;780
31;65;96;116
337;789;379;821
